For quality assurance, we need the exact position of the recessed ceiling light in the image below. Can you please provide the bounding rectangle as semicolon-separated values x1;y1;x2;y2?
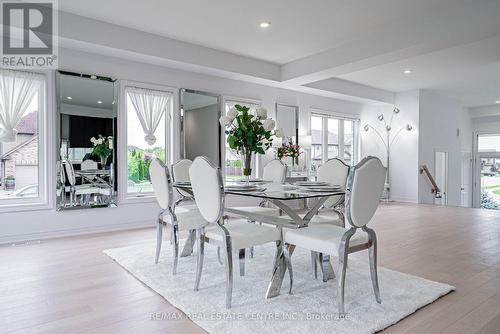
259;21;271;28
496;100;500;104
66;96;72;100
97;100;103;104
403;69;413;74
112;100;116;105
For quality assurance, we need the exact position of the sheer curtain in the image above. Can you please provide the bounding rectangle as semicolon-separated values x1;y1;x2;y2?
0;69;43;143
126;86;171;145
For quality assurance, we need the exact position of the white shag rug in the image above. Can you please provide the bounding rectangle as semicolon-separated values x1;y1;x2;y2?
104;241;454;334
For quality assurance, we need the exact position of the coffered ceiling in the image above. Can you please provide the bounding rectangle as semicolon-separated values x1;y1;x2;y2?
59;0;500;108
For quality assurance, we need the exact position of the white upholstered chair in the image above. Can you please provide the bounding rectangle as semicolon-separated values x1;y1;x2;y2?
62;161;100;206
149;158;206;273
228;159;287;217
189;156;282;308
284;156;385;315
81;159;98;170
171;159;194;204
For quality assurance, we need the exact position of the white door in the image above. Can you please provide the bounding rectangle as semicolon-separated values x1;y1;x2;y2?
461;151;472;207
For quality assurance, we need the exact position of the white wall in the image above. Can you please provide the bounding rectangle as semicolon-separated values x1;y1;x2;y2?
0;47;365;244
418;90;471;206
361;90;420;203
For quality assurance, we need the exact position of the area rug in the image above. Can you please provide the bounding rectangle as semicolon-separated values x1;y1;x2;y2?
104;240;454;334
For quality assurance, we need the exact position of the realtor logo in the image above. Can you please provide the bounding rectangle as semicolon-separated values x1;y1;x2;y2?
1;0;58;68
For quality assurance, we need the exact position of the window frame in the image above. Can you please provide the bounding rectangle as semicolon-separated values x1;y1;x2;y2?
118;80;175;204
0;69;53;213
310;110;360;166
222;97;262;179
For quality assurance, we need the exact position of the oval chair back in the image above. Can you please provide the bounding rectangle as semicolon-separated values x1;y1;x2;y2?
189;156;224;224
149;158;173;210
62;161;76;186
317;158;350;208
172;159;193;198
81;159;98;170
345;156;386;228
262;159;287;183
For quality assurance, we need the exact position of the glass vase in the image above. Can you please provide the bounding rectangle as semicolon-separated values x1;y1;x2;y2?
240;149;253;183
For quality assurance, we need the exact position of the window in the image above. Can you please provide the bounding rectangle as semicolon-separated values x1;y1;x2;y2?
478;134;500;152
310;113;359;166
0;70;47;208
224;99;260;180
125;86;172;196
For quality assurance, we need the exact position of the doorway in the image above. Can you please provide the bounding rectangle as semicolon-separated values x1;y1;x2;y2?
434;151;448;205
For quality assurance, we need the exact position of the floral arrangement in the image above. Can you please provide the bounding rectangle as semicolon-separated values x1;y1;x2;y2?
90;134;113;164
277;139;302;164
220;105;282;176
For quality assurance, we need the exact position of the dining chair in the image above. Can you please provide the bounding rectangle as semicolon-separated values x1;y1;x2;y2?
171;159;194;206
284;156;386;315
81;159;98;170
189;156;282;308
228;159;287;217
307;158;350;278
149;158;206;273
227;159;287;259
62;161;100;206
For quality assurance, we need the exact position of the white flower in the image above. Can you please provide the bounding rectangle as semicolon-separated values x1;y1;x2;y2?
219;115;233;127
226;107;238;121
275;128;284;138
96;138;103;145
90;137;96;144
256;107;268;119
262;119;276;131
108;140;113;149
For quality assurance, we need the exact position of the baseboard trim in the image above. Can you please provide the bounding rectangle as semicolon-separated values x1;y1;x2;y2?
0;220;155;245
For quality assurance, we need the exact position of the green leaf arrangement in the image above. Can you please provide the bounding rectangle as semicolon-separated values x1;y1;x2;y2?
220;104;282;155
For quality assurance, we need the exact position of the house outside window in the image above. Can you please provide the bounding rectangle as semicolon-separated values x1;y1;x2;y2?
310;112;359;166
124;85;172;197
0;69;47;208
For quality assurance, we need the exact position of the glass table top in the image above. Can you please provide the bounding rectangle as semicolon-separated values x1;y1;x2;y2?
173;181;345;200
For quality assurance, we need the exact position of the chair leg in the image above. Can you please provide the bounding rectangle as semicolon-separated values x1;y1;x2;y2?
311;251;318;279
155;218;163;264
337;227;357;316
239;249;245;276
194;228;205;291
172;225;179;275
224;239;234;309
338;247;348;316
368;234;382;304
284;244;294;294
249;246;254;258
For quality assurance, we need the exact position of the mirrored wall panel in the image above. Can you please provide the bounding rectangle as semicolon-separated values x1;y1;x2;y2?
276;103;299;144
180;89;222;166
56;71;117;210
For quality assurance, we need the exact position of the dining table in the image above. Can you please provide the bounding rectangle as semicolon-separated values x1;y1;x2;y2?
172;180;345;299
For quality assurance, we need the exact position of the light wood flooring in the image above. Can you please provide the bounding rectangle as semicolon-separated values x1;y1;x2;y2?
1;202;500;333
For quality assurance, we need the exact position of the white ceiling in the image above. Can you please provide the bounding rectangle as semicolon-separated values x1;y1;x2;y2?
59;74;115;110
59;0;500;108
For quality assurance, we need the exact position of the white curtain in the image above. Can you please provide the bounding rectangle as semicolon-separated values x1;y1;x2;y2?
126;86;171;146
0;69;43;143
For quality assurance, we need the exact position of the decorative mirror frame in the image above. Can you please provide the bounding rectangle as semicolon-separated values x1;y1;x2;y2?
275;103;299;145
179;88;223;167
55;70;118;210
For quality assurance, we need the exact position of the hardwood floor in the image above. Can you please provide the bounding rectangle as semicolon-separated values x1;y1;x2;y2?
1;202;500;333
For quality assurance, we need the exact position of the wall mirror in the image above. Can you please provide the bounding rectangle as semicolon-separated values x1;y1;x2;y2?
56;71;117;210
180;89;222;167
276;103;299;144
